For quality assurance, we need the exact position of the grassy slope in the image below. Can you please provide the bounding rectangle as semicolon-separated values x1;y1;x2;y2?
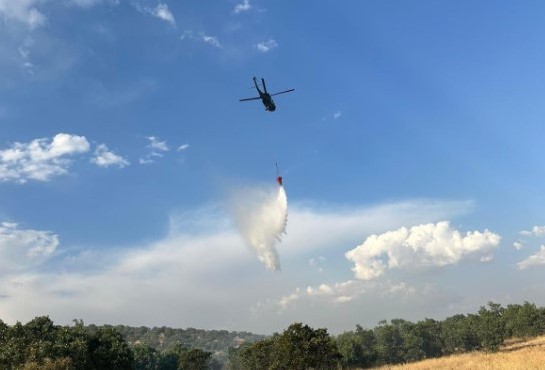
375;336;545;370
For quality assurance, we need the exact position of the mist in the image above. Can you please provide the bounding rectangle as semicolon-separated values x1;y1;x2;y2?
228;184;288;270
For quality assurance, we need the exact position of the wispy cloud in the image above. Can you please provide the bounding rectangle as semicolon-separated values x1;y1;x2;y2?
520;225;545;237
517;245;545;270
0;0;47;29
201;34;222;48
69;0;120;8
177;144;190;151
0;133;90;183
139;136;169;164
273;280;417;312
152;3;176;27
233;0;251;14
180;31;222;49
255;39;278;53
0;199;472;331
0;222;58;274
333;110;342;119
346;221;501;280
133;2;176;28
147;136;169;152
90;144;129;168
180;30;194;41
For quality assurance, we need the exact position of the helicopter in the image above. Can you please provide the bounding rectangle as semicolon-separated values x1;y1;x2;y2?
276;162;283;186
239;77;294;112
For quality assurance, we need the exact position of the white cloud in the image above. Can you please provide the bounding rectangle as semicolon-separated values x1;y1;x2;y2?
346;221;501;280
0;199;475;332
180;30;194;41
0;222;58;274
333;110;342;119
233;0;251;14
517;245;545;270
69;0;119;7
513;241;524;250
139;136;169;164
133;2;176;27
271;280;417;313
152;3;176;27
201;34;222;48
90;144;129;168
177;144;190;151
0;133;90;183
146;136;169;152
309;256;326;272
0;0;47;29
520;225;545;237
180;31;222;49
255;39;278;53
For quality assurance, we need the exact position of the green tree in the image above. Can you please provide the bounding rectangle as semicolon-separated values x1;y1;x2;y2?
336;325;377;368
228;323;340;370
270;323;340;370
235;339;274;370
414;319;443;359
476;302;505;352
374;320;403;365
440;314;479;354
504;302;545;338
87;327;134;369
21;357;73;370
132;344;159;370
177;348;212;370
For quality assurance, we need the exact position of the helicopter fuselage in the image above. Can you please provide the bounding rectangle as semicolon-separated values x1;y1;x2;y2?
259;92;276;111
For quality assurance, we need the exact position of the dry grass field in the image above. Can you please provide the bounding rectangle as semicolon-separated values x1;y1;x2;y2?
374;335;545;370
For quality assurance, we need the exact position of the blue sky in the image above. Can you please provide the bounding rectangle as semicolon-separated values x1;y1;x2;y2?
2;0;545;334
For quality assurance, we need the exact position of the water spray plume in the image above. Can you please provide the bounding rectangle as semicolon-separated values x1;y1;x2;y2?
229;185;288;270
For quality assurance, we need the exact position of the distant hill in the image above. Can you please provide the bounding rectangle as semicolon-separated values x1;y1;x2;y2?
88;324;266;364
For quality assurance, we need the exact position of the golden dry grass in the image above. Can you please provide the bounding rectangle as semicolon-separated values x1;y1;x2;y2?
374;335;545;370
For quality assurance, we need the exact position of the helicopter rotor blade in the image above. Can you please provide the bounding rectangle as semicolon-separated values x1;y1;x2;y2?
270;89;295;97
239;97;261;102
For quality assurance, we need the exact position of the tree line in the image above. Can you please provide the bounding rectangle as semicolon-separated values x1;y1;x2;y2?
0;301;544;369
229;301;545;369
0;317;217;369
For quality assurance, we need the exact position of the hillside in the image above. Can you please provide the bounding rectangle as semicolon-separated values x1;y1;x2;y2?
375;335;545;370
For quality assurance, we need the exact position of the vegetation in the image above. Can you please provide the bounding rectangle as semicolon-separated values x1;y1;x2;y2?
229;301;545;369
0;301;545;369
374;335;545;370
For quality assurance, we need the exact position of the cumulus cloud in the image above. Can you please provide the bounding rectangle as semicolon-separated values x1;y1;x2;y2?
255;39;278;53
0;133;90;183
513;241;524;250
517;245;545;270
233;0;251;14
0;0;47;29
0;222;58;274
520;225;545;237
345;221;501;280
90;144;129;168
